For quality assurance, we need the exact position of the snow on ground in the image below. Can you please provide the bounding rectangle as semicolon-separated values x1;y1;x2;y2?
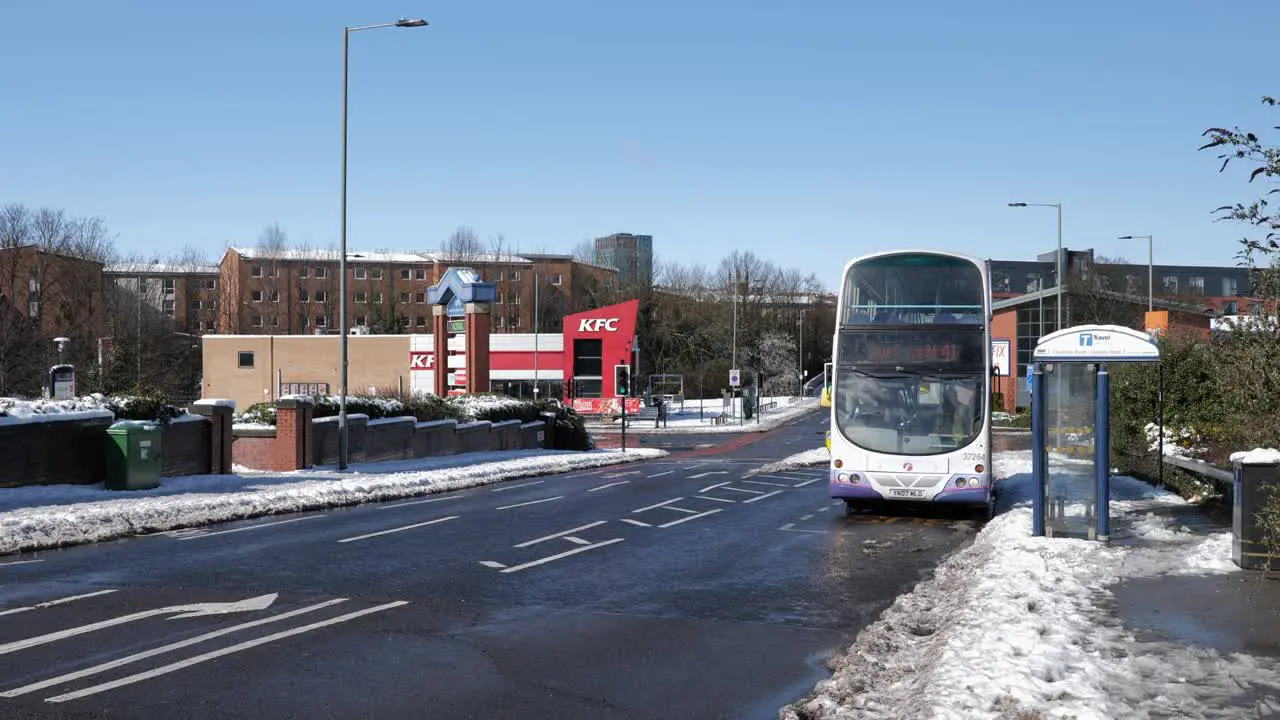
595;396;820;434
748;446;829;476
0;448;666;556
781;450;1280;720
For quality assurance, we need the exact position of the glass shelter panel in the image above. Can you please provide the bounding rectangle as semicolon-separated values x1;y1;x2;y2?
1043;362;1097;538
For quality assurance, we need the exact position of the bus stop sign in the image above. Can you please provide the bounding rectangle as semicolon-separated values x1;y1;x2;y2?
729;368;740;387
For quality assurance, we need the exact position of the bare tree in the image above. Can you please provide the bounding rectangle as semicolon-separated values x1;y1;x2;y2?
442;225;483;263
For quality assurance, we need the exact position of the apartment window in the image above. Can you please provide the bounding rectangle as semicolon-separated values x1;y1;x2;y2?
315;315;328;328
354;267;366;280
298;267;309;279
415;269;427;281
495;316;505;328
251;265;263;278
1188;276;1205;295
163;299;175;316
1025;273;1042;293
550;274;563;286
371;268;383;280
415;315;426;327
400;269;411;280
355;315;367;327
270;314;279;327
314;290;327;302
992;271;1011;293
509;270;520;281
371;292;383;304
399;292;411;304
251;290;263;302
355;291;367;304
238;351;255;368
1224;300;1239;315
190;300;202;311
414;292;426;304
252;314;263;327
298;289;309;302
268;290;280;303
1224;276;1239;296
511;294;520;305
28;299;38;318
1163;275;1179;294
301;315;310;328
314;267;328;279
162;278;175;294
199;319;213;332
510;316;520;328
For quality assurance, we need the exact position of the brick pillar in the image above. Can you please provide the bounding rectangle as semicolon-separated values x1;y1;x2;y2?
275;397;314;470
432;305;449;397
190;400;235;474
539;410;557;449
464;302;491;395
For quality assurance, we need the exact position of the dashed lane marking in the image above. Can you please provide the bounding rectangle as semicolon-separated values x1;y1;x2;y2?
588;481;630;492
741;479;790;488
699;481;732;492
178;515;325;540
743;490;783;504
646;471;675;478
377;494;463;510
694;495;736;503
632;498;685;514
490;480;545;493
497;538;625;574
0;590;119;618
336;516;459;543
620;519;651;527
793;478;821;487
496;496;564;511
658;509;722;528
514;521;608;548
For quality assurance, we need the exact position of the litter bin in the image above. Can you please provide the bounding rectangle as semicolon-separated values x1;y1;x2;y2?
105;420;163;491
1230;450;1280;570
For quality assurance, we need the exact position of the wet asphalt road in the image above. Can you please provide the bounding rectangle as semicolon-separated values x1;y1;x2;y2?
0;410;987;720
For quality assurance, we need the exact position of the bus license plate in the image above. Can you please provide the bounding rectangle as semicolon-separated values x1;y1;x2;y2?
888;488;925;499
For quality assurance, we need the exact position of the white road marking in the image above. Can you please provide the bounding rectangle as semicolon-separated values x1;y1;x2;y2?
793;478;821;487
778;472;815;478
620;519;651;527
499;538;625;574
779;523;795;530
658;509;722;528
688;471;728;480
0;590;118;618
378;494;463;510
781;527;827;534
817;506;831;512
0;594;278;656
588;481;630;492
744;490;783;504
694;495;736;504
665;505;699;514
490;480;545;492
723;486;766;495
1;599;347;698
632;498;684;514
800;514;815;521
564;536;591;546
741;479;789;488
646;471;675;478
336;516;458;543
496;496;564;511
699;481;732;492
601;471;642;478
514;521;607;548
478;561;507;569
0;559;44;568
45;601;409;703
178;515;325;540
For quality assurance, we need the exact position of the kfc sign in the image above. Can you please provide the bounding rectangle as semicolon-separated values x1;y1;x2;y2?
409;351;435;370
578;318;620;333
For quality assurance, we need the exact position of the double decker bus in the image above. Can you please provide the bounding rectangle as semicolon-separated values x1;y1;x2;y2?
828;250;994;516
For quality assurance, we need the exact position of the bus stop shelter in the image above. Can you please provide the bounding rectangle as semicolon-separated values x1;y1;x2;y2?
1030;324;1160;541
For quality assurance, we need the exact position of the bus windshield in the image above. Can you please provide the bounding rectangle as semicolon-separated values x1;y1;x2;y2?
833;368;985;456
842;254;984;326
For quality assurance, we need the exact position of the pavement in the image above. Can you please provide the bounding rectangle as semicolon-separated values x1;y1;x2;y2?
0;407;988;720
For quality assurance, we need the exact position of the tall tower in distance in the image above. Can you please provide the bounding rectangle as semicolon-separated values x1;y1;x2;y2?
593;233;653;290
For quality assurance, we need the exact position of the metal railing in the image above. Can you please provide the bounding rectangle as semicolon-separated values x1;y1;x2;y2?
1161;454;1233;486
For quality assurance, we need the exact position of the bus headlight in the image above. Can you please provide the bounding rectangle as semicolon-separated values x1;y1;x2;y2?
968;477;980;488
849;474;861;484
955;478;966;488
837;472;850;483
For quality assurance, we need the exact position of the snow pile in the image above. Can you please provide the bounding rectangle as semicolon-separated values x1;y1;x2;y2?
1146;422;1208;460
450;393;530;420
0;396;114;425
0;448;667;555
749;447;828;476
781;451;1278;720
1230;447;1280;465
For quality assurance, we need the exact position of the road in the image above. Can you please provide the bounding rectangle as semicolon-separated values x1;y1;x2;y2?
0;410;985;719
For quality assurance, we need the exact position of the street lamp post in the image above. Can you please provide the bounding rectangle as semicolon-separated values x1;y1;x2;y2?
1008;202;1064;330
1118;234;1154;312
338;17;428;471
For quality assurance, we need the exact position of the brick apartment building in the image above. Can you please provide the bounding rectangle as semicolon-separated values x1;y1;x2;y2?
103;263;222;335
216;247;618;336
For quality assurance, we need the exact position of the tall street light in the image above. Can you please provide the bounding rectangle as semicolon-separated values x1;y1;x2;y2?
1118;234;1154;312
339;17;428;471
1008;202;1064;331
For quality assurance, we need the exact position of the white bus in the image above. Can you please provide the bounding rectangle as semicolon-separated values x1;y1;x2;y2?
828;249;994;517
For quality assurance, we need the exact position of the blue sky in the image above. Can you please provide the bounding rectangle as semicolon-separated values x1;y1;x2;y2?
2;0;1277;291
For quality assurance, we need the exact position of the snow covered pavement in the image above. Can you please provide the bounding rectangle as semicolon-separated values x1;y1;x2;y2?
595;396;820;434
782;450;1280;719
0;448;666;556
748;446;829;476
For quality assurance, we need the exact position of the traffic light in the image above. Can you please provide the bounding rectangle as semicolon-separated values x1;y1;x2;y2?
614;364;631;397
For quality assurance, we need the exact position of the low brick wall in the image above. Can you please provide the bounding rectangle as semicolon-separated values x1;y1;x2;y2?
312;414;369;467
520;421;547;450
230;426;278;471
490;420;523;451
412;420;458;457
0;414;115;487
364;418;416;462
454;421;493;455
